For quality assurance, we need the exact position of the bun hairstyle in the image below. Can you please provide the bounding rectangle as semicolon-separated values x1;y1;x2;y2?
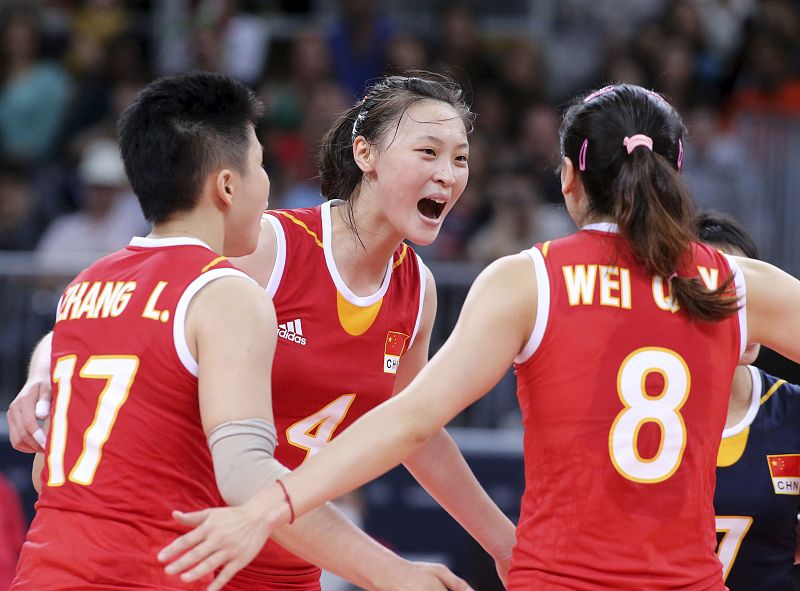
318;72;474;235
560;84;737;321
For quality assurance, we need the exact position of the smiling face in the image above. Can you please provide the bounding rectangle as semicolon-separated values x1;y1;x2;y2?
357;99;469;245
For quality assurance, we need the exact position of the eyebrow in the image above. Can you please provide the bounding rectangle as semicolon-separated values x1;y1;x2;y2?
415;134;469;149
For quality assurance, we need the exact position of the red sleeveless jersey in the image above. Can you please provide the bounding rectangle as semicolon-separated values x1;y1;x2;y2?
509;224;745;590
12;236;250;590
227;201;425;590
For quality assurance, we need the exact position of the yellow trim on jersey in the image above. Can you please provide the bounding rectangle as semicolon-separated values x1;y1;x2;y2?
717;426;749;467
201;256;227;273
337;291;383;336
393;243;409;269
541;241;551;257
760;379;786;404
278;211;323;248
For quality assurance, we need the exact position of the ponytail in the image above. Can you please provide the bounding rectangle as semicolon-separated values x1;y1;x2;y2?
613;148;738;321
560;84;738;322
318;104;365;205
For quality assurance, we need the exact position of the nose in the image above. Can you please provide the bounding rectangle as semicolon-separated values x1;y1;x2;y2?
434;161;455;187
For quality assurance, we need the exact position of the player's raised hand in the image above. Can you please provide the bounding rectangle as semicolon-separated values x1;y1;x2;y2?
7;374;51;453
159;504;275;591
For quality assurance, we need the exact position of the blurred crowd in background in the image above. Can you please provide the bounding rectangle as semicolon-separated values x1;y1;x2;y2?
0;2;799;585
0;0;798;267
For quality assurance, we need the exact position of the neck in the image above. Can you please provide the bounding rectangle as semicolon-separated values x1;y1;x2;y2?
329;200;403;296
149;205;224;254
726;365;753;428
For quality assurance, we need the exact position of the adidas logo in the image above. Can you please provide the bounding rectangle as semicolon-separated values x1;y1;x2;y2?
278;319;307;346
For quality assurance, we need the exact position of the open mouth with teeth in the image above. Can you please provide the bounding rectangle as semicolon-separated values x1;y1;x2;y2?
417;198;446;220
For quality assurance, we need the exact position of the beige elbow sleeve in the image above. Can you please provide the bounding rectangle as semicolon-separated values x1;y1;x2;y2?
208;418;290;506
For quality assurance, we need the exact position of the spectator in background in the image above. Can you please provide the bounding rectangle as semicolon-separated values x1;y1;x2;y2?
467;171;573;263
514;103;563;204
0;473;25;590
35;138;147;270
154;0;269;86
496;39;547;120
727;32;800;117
0;163;45;251
681;106;771;255
327;0;394;97
386;32;429;75
431;3;497;101
0;4;72;165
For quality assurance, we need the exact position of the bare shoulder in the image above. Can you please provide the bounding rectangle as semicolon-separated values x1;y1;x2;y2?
463;253;538;335
187;274;276;346
228;217;278;288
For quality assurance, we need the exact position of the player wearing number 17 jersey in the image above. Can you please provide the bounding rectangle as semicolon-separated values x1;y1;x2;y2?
11;71;274;590
12;240;246;590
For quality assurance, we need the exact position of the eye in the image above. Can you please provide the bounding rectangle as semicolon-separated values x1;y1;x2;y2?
418;148;436;157
455;155;469;164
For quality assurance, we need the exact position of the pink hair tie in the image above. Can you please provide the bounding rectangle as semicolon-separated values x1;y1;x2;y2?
677;139;684;170
623;134;653;154
668;272;678;281
578;139;589;171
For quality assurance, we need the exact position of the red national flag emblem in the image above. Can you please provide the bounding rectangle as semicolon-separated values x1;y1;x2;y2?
384;331;410;356
768;454;800;478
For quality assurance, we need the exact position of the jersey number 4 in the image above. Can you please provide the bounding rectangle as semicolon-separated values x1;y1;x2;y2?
609;347;690;483
286;394;356;464
47;355;139;487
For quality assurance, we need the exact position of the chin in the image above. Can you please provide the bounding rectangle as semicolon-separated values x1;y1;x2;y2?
406;226;442;247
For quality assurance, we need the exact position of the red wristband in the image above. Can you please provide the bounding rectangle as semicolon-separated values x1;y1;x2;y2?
276;479;295;524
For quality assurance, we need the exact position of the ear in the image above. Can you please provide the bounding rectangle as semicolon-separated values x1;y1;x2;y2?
561;156;587;205
353;136;375;174
212;169;235;211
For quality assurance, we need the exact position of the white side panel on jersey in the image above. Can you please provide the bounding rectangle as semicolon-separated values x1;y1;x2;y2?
408;254;427;350
724;254;748;358
514;247;550;364
173;268;256;377
721;365;761;438
263;213;287;299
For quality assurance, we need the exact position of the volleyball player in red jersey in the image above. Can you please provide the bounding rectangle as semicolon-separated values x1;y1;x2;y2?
214;74;516;590
161;83;800;590
8;72;469;591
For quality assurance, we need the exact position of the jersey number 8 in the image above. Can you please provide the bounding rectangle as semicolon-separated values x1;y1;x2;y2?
609;347;690;483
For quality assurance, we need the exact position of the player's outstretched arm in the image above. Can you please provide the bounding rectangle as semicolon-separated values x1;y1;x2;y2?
7;331;53;453
397;266;517;585
162;499;472;591
178;274;473;591
738;257;800;363
159;253;537;586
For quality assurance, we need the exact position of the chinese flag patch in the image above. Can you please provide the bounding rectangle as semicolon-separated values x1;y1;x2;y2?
767;454;800;495
383;331;410;374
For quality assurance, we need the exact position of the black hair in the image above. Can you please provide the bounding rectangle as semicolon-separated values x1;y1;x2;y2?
697;211;759;259
117;71;264;224
318;71;474;233
559;83;737;321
